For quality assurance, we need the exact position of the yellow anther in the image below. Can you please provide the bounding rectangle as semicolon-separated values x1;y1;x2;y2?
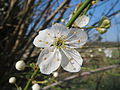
52;22;55;25
45;42;48;44
80;46;83;48
57;59;60;61
44;57;47;60
48;33;50;35
77;40;80;43
38;40;42;42
70;58;73;61
63;46;66;49
74;32;77;34
91;1;96;5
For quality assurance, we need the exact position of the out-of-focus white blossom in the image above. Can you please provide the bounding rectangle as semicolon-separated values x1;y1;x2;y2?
90;54;94;58
98;48;102;52
104;48;112;58
33;23;88;74
32;84;40;90
53;72;58;77
89;49;93;53
15;60;26;71
9;77;16;84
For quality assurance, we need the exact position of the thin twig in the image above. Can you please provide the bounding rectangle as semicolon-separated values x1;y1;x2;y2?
42;64;120;90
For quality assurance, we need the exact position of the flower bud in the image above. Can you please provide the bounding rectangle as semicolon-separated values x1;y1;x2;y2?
9;77;16;84
15;60;26;71
61;19;65;23
32;84;40;90
92;1;96;5
53;72;58;77
96;27;107;34
99;16;111;29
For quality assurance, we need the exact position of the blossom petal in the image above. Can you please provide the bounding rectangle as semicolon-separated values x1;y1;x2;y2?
65;28;87;48
37;47;61;74
74;15;89;27
50;23;69;38
33;30;54;48
33;23;70;48
60;48;83;72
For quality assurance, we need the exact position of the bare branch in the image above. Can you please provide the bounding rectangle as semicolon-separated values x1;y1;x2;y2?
42;64;120;90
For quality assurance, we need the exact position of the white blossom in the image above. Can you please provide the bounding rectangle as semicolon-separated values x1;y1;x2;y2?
33;23;88;74
15;60;26;71
104;48;112;58
90;54;94;58
98;48;102;52
32;84;40;90
9;77;16;84
53;72;58;77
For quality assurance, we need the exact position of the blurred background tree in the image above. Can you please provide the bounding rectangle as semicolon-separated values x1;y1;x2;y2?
0;0;120;90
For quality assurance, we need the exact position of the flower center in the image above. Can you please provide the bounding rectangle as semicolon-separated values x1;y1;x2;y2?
54;38;64;48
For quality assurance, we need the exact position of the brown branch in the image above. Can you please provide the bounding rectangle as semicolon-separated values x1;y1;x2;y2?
42;64;120;90
26;0;53;38
10;0;35;53
39;0;71;30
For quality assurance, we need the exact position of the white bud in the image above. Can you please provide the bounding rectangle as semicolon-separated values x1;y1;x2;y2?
32;84;40;90
15;60;26;71
53;72;58;77
9;77;16;84
61;19;65;23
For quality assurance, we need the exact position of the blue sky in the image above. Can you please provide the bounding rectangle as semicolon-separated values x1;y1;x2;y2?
32;0;120;42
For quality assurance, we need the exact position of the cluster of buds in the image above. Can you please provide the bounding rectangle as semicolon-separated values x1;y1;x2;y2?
9;60;26;86
96;16;111;34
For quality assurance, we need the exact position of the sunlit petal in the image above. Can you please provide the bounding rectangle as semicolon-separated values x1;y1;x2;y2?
65;28;87;48
37;47;61;74
60;48;83;72
33;30;54;48
50;23;69;38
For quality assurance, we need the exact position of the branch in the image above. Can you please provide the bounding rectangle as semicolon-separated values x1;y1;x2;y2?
42;64;120;90
39;0;71;30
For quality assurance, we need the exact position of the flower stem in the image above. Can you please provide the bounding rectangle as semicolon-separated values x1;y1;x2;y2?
15;83;19;89
66;0;92;27
83;3;92;15
23;68;39;90
80;26;98;29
